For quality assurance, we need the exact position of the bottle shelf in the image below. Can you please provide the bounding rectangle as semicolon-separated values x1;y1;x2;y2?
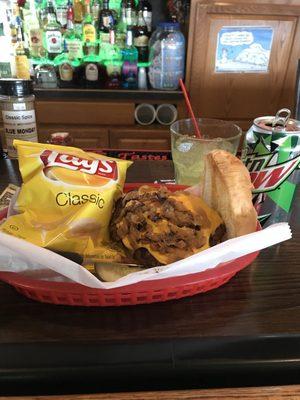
33;87;183;100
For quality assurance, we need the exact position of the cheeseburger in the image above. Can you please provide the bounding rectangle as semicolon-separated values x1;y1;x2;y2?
96;150;258;282
109;186;225;266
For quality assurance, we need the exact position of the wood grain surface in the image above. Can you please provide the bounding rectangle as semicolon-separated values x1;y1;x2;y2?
186;1;300;124
1;385;300;400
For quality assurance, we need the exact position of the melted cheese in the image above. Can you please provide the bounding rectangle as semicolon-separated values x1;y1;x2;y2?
122;191;224;265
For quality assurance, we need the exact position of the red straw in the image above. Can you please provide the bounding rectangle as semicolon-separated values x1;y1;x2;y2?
179;79;202;139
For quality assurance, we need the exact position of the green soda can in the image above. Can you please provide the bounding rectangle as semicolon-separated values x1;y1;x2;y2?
243;108;300;227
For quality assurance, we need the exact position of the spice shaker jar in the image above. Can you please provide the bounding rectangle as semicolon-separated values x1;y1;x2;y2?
0;79;38;158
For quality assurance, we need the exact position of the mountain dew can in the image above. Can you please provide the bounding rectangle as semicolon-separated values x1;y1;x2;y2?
243;108;300;227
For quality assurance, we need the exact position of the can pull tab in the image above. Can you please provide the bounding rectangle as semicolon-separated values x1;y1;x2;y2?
272;108;291;128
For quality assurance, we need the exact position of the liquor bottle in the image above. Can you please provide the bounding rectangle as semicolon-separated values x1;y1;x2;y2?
109;0;122;17
15;25;31;79
80;43;107;88
105;28;122;89
134;9;149;62
121;26;138;89
64;0;83;60
91;0;101;26
137;0;151;33
116;2;126;49
82;0;97;43
43;0;63;60
54;40;81;87
8;11;18;45
55;0;68;29
21;1;35;50
98;0;115;44
73;0;84;23
39;0;49;29
66;0;74;22
120;0;126;18
125;0;136;27
26;0;43;59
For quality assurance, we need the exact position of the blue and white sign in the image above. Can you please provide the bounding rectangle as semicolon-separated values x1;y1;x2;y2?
215;26;273;73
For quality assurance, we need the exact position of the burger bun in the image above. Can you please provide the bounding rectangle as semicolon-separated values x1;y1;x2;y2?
201;149;257;239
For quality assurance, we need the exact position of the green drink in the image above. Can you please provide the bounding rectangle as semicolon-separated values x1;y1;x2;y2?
171;118;242;186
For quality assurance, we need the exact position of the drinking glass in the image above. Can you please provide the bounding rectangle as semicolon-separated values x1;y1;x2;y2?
171;118;242;186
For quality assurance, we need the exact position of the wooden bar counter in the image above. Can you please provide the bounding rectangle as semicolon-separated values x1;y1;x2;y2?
1;385;300;399
0;158;299;396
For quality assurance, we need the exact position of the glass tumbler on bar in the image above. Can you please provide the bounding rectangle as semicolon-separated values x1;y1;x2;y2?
170;118;242;186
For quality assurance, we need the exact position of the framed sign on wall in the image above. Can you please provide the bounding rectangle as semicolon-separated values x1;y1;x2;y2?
186;1;300;129
215;26;274;73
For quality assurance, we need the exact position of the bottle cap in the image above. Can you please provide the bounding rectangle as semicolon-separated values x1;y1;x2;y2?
0;79;34;97
158;22;180;30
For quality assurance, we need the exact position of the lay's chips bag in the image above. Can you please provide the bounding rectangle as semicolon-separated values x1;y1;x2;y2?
1;140;132;257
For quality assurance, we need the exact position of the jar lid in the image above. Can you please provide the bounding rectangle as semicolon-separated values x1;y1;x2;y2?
158;22;180;30
0;79;34;97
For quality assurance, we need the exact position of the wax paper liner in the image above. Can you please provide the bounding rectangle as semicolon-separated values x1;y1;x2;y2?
0;223;292;289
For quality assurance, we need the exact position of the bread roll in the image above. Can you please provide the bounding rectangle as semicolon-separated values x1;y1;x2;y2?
201;150;257;239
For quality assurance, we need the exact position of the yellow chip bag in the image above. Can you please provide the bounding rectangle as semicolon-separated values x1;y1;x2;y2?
1;140;132;257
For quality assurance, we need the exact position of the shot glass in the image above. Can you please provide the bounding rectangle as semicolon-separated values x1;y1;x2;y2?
171;118;242;186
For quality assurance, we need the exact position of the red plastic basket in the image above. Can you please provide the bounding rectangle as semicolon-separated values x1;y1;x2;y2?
0;184;260;306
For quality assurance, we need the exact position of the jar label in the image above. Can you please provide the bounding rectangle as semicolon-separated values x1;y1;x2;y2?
2;110;38;158
2;110;36;124
45;31;62;53
59;62;73;81
85;63;98;81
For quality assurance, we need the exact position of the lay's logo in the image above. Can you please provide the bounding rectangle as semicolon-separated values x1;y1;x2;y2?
40;150;118;181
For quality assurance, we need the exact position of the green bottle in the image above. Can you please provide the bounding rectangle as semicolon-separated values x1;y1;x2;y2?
63;0;83;60
116;1;126;48
109;0;123;16
43;0;63;60
91;0;101;25
55;0;68;29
